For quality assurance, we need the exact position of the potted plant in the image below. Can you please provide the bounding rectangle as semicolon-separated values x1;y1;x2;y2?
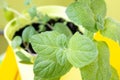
4;0;120;80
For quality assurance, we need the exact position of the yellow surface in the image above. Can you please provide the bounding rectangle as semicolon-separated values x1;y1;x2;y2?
60;67;82;80
0;46;21;80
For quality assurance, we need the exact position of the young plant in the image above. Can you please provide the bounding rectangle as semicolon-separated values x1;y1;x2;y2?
6;0;120;80
29;0;120;80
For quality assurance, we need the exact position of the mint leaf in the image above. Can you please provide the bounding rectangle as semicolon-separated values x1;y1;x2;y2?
54;23;72;38
39;15;51;24
91;0;106;30
95;41;111;80
80;41;111;80
24;0;32;5
38;25;46;32
66;2;96;32
91;0;106;18
16;51;32;64
30;31;60;56
33;54;71;78
12;36;22;48
34;76;60;80
110;66;119;80
80;59;98;80
66;0;106;32
22;26;36;43
101;18;120;45
30;31;72;78
28;6;37;19
67;32;98;68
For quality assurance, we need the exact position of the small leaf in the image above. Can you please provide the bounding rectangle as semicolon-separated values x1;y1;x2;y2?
24;0;32;5
66;2;96;32
101;18;120;45
33;54;71;78
54;23;73;38
67;32;98;68
28;6;37;19
110;66;119;80
38;25;46;32
22;26;36;43
16;51;32;64
36;13;50;24
34;76;60;80
12;36;22;48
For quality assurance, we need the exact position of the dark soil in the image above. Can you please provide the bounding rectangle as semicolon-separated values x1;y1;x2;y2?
13;18;83;54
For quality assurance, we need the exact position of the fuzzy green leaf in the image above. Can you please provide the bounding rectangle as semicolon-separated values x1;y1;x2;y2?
22;26;36;42
54;23;73;38
28;6;37;19
16;51;31;64
38;25;46;32
34;76;60;80
101;18;120;45
33;54;71;78
30;31;72;78
12;36;22;48
24;0;32;5
67;32;98;68
110;66;119;80
91;0;106;18
39;15;51;24
91;0;106;30
66;2;96;32
96;42;111;80
80;59;98;80
80;41;112;80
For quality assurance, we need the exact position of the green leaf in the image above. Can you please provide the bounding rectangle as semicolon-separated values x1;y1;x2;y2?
95;41;111;80
28;6;37;19
24;0;32;5
66;2;96;32
12;36;22;48
101;18;120;45
40;15;51;24
16;51;32;64
80;41;111;80
80;59;98;80
30;31;72;78
67;32;98;68
91;0;106;18
38;25;46;32
91;0;106;30
54;23;73;38
33;54;71;78
110;66;119;80
34;76;60;80
22;26;36;43
30;31;68;57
